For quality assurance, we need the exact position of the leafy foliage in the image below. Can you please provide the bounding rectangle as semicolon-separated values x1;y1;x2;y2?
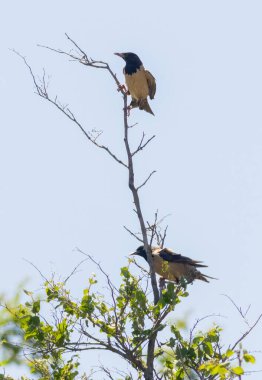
0;286;27;367
0;261;257;379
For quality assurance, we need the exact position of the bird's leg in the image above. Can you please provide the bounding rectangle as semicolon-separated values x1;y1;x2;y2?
130;99;138;109
123;98;138;117
159;277;166;291
117;84;130;95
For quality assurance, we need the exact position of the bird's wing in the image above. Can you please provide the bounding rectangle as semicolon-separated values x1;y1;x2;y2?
157;248;208;268
145;70;156;99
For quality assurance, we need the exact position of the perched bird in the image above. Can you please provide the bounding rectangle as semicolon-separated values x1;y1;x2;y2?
130;246;216;284
114;52;156;115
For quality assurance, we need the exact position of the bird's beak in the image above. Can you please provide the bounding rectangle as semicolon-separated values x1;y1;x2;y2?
129;251;137;256
114;52;124;58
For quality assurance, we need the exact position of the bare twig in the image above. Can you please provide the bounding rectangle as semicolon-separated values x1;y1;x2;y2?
230;313;262;351
132;134;156;156
130;257;150;277
65;33;89;58
123;225;144;243
147;211;159;247
63;258;88;284
39;34;125;94
128;122;139;129
223;294;251;326
22;258;49;284
145;211;169;248
13;50;128;169
75;247;119;294
189;314;226;344
137;171;157;191
160;225;168;248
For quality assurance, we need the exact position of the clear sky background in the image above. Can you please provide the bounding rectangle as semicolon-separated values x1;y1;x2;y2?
1;0;262;378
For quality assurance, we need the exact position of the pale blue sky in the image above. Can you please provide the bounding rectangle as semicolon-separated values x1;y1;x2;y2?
1;0;262;378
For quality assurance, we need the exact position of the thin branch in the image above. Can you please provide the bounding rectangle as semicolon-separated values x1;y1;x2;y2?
75;247;119;293
230;313;262;351
160;225;168;248
123;225;144;243
147;211;159;247
100;365;115;380
22;258;49;284
128;122;139;129
63;258;88;284
189;314;226;344
132;134;156;156
13;49;128;169
137;171;157;191
147;212;170;247
39;34;126;94
223;294;251;326
130;257;150;277
65;33;90;60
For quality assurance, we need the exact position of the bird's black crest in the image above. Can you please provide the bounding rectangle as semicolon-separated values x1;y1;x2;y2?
133;246;148;261
120;52;143;75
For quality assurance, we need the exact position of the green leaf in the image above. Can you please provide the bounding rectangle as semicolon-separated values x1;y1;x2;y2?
225;349;234;358
203;341;213;356
218;367;228;376
232;366;244;375
210;365;220;375
29;315;40;328
89;275;97;285
175;368;185;380
169;337;176;347
120;267;130;278
193;335;203;345
243;353;256;364
32;300;40;314
23;289;33;296
80;292;95;315
165;359;174;369
171;325;182;340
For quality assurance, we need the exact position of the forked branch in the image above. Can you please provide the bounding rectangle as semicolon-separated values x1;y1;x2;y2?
12;49;128;169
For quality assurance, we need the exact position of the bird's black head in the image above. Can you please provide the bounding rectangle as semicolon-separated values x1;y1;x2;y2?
130;246;148;262
115;52;143;74
115;52;142;65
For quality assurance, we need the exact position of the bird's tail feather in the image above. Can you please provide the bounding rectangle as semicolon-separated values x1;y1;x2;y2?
197;272;218;283
194;263;208;268
139;99;154;116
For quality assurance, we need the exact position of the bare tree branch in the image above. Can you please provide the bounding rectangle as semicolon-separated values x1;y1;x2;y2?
137;171;157;191
39;33;126;94
230;313;262;351
123;225;144;243
22;258;49;284
63;258;88;284
189;314;226;344
223;294;251;326
75;247;119;294
132;134;156;156
13;49;128;169
160;225;168;248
